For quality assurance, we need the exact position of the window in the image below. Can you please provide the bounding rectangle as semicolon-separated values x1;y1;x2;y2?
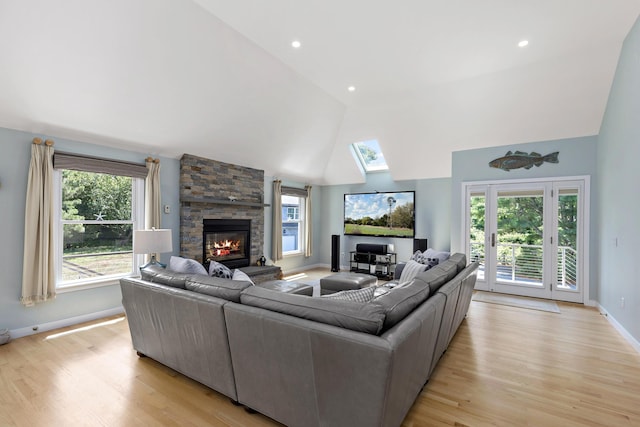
286;206;299;221
282;195;305;255
54;168;144;289
352;139;388;172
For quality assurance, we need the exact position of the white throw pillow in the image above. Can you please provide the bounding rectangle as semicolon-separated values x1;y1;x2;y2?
232;269;254;285
168;256;207;275
424;248;450;263
399;260;428;283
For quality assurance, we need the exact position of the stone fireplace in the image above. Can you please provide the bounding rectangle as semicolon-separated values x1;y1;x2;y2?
179;154;265;265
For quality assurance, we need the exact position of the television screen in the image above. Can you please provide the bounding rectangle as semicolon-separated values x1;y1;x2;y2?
344;191;415;238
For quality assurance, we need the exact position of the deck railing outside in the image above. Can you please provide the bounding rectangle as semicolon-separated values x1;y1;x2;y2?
469;242;577;290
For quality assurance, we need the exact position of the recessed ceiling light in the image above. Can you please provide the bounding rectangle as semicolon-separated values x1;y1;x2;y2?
518;40;529;48
348;86;356;92
291;40;301;49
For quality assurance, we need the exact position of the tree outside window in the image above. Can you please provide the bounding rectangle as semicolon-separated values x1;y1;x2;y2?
57;170;143;285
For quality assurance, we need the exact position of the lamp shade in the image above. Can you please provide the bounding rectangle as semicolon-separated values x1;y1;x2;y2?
133;229;173;254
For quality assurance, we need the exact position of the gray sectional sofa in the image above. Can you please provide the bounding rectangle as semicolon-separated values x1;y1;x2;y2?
120;253;479;427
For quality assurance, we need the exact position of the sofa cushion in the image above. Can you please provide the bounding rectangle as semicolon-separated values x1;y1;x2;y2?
448;253;467;273
373;279;431;331
209;260;233;279
240;286;386;334
432;260;459;282
413;268;448;294
140;265;189;289
168;256;207;275
185;275;252;303
323;286;376;303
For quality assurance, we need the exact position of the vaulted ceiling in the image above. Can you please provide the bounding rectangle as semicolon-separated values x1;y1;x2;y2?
1;1;639;184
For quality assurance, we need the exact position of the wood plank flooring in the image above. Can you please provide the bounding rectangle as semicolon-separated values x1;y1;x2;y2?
1;288;639;426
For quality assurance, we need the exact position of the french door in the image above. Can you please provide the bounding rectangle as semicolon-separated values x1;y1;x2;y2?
464;178;588;303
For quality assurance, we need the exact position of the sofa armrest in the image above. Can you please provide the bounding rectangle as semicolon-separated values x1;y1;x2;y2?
120;278;237;400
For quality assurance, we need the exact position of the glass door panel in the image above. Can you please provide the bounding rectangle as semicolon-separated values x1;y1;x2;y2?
493;186;549;298
468;190;486;285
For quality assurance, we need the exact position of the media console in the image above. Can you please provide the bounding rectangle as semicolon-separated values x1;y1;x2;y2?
349;243;396;279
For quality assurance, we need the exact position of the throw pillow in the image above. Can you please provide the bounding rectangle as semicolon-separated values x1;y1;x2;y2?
323;286;376;303
410;249;432;265
426;257;440;269
232;269;254;285
424;248;450;264
209;260;233;279
399;260;429;283
168;256;207;275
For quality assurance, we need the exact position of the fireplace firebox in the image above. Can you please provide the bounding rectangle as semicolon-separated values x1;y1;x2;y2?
203;219;251;268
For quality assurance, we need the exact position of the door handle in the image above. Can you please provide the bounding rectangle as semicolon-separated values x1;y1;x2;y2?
491;233;496;247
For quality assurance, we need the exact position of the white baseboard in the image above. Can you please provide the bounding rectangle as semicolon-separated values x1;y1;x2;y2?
598;303;640;354
10;306;125;339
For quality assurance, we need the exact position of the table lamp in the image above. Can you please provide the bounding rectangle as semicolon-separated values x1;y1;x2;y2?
133;228;173;268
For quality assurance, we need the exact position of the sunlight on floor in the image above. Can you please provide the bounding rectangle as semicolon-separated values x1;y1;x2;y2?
283;272;310;281
45;317;125;340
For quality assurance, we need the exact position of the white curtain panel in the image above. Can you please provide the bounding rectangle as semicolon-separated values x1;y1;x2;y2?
304;185;312;257
272;180;283;261
144;158;161;263
145;158;161;230
21;140;55;306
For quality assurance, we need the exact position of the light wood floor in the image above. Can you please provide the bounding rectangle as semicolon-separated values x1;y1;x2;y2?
1;285;639;426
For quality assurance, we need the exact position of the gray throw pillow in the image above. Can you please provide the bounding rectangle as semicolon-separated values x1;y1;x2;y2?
323;286;376;303
168;256;207;275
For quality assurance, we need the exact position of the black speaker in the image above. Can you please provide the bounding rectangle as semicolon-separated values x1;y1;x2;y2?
413;238;428;253
331;235;340;272
355;243;387;254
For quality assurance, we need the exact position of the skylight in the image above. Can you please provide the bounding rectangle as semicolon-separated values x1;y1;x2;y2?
352;139;388;172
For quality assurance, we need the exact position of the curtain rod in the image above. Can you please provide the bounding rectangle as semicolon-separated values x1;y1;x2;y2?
32;137;54;146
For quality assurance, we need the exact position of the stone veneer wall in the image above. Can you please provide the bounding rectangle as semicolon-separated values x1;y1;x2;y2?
179;154;265;265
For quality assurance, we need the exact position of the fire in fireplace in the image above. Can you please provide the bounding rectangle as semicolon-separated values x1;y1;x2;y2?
209;238;241;258
203;219;251;268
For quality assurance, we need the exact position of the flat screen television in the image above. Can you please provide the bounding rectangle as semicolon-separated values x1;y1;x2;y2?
344;191;415;238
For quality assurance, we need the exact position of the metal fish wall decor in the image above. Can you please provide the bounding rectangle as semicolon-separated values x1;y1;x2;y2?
489;151;559;171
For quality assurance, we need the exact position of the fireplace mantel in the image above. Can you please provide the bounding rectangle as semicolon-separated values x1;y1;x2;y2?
181;195;269;208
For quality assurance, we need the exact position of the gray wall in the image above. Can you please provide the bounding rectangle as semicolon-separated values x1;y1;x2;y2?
319;171;452;267
597;15;640;342
451;136;599;300
0;127;180;333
